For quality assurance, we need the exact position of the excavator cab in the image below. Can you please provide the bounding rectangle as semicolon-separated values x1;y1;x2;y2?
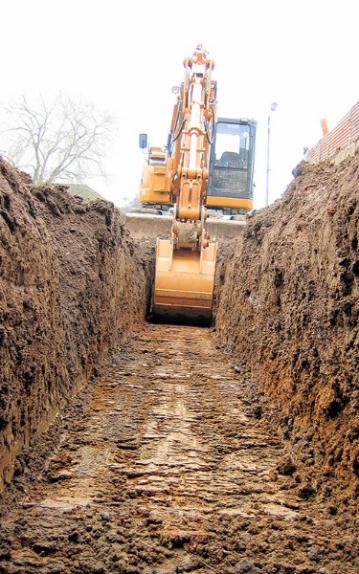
207;118;256;214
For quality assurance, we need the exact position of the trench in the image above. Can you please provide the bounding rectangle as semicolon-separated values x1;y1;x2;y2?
1;323;357;574
1;155;359;573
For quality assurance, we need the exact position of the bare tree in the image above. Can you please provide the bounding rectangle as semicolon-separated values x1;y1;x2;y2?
0;94;113;184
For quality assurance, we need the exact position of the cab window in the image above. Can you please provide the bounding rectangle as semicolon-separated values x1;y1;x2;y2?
214;122;250;169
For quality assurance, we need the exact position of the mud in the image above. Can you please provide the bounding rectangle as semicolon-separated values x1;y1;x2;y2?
0;159;150;490
1;325;357;574
216;156;359;498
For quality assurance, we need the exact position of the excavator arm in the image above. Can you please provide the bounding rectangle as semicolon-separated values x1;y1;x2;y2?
151;46;218;323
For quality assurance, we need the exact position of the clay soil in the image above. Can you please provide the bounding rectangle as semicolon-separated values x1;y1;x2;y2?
0;159;150;490
1;154;359;573
1;324;358;574
215;155;359;499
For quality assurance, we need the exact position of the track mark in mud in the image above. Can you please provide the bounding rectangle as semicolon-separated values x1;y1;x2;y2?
0;325;358;573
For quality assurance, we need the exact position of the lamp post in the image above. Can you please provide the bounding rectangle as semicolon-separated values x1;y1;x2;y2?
265;102;278;207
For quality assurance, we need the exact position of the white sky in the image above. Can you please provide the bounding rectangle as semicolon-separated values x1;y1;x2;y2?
1;0;359;208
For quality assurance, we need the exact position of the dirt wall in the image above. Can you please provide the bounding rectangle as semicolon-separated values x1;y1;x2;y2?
216;156;359;495
0;160;150;490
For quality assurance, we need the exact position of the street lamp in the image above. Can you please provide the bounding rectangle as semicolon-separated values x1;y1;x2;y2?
265;102;278;207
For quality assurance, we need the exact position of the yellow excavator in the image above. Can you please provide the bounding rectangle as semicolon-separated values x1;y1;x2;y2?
137;46;256;323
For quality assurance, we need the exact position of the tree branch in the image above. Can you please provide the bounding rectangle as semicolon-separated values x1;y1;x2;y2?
0;94;113;184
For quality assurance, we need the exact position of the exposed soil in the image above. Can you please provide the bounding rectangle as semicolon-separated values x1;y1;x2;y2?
1;154;359;573
0;159;151;490
216;156;359;498
1;324;357;574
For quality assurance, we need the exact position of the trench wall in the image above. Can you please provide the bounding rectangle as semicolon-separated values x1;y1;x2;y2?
0;160;150;489
216;156;359;493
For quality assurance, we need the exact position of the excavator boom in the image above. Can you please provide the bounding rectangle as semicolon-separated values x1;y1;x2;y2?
148;46;217;323
136;46;255;322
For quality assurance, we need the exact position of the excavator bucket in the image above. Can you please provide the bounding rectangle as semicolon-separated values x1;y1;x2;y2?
152;239;217;324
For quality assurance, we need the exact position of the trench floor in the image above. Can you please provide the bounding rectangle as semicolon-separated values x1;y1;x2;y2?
0;325;357;573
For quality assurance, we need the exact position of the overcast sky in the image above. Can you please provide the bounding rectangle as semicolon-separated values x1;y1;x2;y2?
1;0;359;208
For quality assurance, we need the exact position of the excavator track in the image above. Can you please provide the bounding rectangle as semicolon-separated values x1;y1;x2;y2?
1;324;357;573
